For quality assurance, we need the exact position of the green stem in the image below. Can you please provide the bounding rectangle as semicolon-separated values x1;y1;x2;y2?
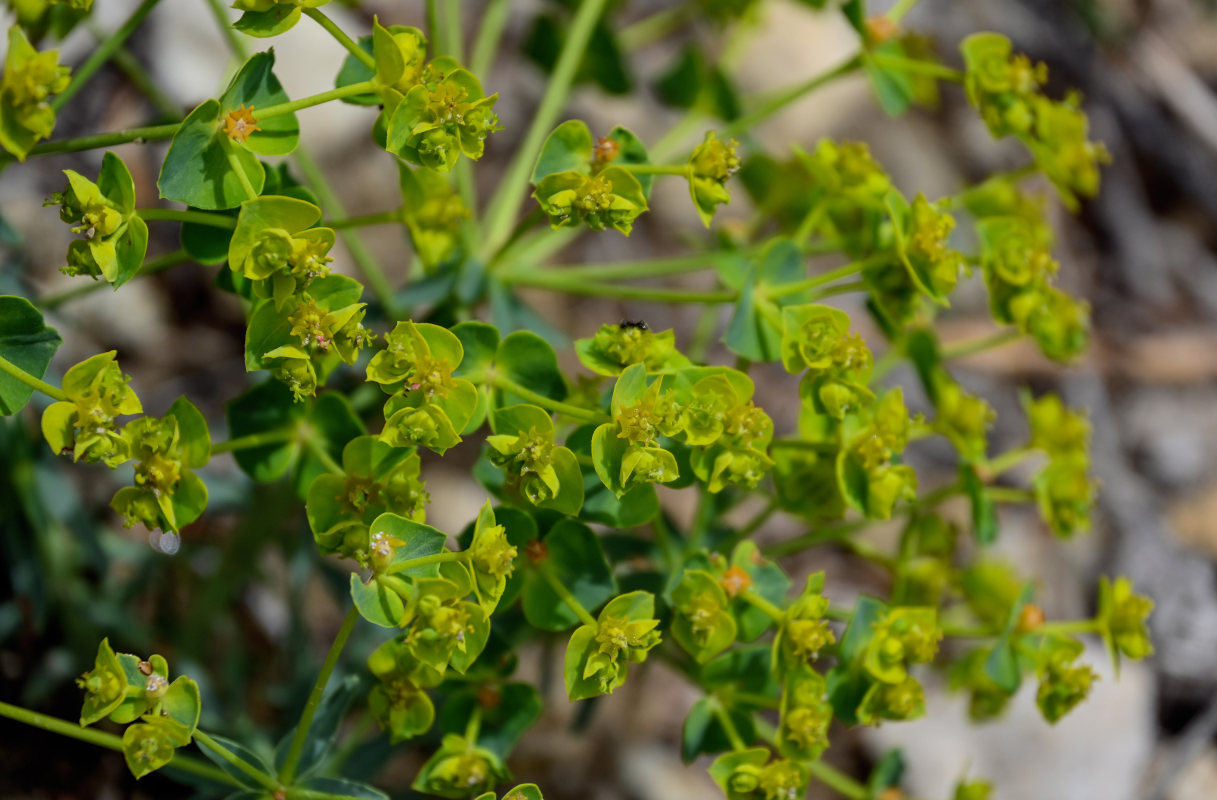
304;433;344;476
871;53;964;82
9;123;179;161
0;701;238;786
619;4;691;50
204;0;249;60
278;604;360;784
768;254;887;298
326;208;404;230
99;37;180;120
51;0;162;112
536;561;598;627
887;0;921;22
41;248;190;309
940;328;1021;361
741;589;785;624
480;0;612;259
618;163;689;176
710;699;748;752
254;81;378;121
762;519;872;558
220;137;258;201
502;273;735;304
463;704;482;745
292;148;400;318
0;354;67;402
509;252;725;282
209;428;296;455
302;7;376;71
724;54;863;139
194;730;278;790
388;550;467;574
1040;619;1101;637
137;208;237;229
987;486;1035;504
983;447;1036;477
470;0;510;77
442;0;463;61
491;375;610;424
806;760;869;800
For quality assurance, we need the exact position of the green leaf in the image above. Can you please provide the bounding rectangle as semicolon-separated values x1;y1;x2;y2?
984;583;1034;693
162;676;201;735
531;119;594;183
182;207;238;265
682;697;756;763
839;595;887;665
112;215;148;289
452;321;499;382
219;51;300;156
350;573;406;628
225;378;305;481
158;99;265;210
0;296;62;416
522;519;617;630
335;35;379;106
866;48;914;117
495;331;568;403
274;675;360;780
376;513;448;577
961;463;998;546
605;125;653;197
294;392;365;496
167;395;211;468
724;239;806;362
98;151;136;213
196;732;277;789
295;777;389;800
233;4;302;38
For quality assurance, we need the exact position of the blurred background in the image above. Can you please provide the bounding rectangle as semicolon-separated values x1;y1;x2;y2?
2;0;1217;797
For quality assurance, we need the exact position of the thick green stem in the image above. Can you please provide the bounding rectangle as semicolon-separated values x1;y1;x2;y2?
491;375;610;424
255;81;378;122
41;248;190;309
441;0;464;61
219;137;258;201
51;0;162;112
470;0;510;77
0;354;66;402
194;730;278;791
536;561;598;627
871;52;964;82
480;0;612;258
983;446;1037;477
302;7;376;70
806;760;869;800
767;254;887;299
291;148;401;318
0;701;238;786
278;604;360;784
137;208;237;229
619;4;691;50
209;428;297;455
941;328;1022;361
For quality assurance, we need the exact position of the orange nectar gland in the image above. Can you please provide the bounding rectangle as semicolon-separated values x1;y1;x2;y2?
476;686;502;710
720;566;753;598
223;104;261;143
592;136;620;170
525;539;548;564
1017;603;1046;633
866;16;899;44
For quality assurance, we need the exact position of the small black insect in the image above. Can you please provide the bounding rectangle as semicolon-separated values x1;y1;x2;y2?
619;319;649;331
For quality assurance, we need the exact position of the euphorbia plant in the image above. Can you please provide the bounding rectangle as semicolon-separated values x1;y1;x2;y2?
0;1;1151;798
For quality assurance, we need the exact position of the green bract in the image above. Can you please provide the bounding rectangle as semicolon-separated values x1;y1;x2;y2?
228;195;335;306
47;151;148;287
0;25;70;160
1098;576;1154;668
110;397;211;533
688;131;741;226
672;569;738;664
412;733;510;798
386;55;500;171
576;322;691;376
531;119;651;234
41;351;142;467
564;590;661;700
1033;636;1097;723
158;51;300;209
486;404;583;514
232;0;330;38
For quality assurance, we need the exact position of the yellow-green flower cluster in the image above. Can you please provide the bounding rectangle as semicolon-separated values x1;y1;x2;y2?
961;33;1109;207
1024;392;1096;538
0;26;70;160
